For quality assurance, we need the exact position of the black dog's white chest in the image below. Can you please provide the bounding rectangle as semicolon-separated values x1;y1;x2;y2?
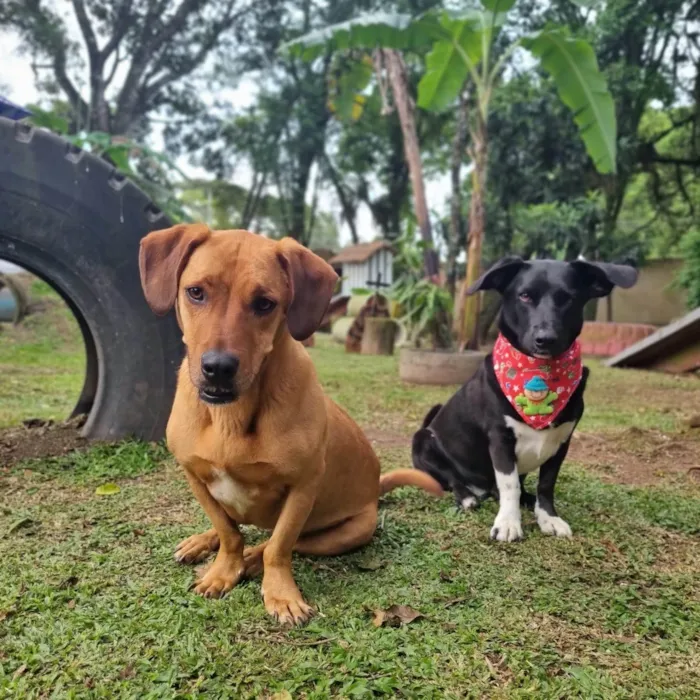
504;417;576;474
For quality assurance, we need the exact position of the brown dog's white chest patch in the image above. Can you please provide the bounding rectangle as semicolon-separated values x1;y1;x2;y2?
207;469;255;516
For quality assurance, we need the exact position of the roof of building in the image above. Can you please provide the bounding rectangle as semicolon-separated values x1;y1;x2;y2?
328;241;393;265
311;247;336;262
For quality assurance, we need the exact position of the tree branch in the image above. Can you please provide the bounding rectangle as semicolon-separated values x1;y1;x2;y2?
648;112;696;144
70;0;99;64
651;154;700;167
100;0;134;62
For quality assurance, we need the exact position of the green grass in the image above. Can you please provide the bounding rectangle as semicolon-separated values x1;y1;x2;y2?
0;279;85;428
1;303;699;697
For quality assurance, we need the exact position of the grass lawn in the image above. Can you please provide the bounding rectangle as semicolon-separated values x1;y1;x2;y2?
1;286;699;698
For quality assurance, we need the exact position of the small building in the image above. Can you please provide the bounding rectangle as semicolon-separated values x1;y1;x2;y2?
595;258;687;326
329;241;394;297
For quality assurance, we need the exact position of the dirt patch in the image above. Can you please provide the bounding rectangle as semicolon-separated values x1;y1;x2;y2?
0;415;89;469
364;428;411;450
569;427;700;487
365;425;700;488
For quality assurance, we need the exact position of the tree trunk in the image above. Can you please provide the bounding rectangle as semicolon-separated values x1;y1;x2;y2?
459;116;488;351
383;49;439;279
448;90;469;296
361;317;396;356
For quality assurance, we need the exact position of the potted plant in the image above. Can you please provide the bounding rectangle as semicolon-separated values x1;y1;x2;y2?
392;232;485;385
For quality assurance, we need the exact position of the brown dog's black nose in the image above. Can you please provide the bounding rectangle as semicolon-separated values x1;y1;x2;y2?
201;351;239;385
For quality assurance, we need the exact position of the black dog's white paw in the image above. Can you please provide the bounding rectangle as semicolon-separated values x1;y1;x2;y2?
460;495;479;511
490;512;523;542
535;510;572;537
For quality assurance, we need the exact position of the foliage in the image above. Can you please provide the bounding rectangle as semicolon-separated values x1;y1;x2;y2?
285;5;617;175
391;231;452;348
509;197;603;260
678;230;700;310
180;180;339;249
285;0;617;350
0;0;257;136
27;103;188;222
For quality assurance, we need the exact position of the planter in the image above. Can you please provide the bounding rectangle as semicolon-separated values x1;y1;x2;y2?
580;321;657;357
331;316;355;343
399;347;486;385
0;274;29;324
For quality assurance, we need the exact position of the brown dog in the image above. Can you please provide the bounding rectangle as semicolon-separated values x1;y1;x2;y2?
139;224;441;625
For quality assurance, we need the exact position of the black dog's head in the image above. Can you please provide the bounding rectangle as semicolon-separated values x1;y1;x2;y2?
467;257;638;358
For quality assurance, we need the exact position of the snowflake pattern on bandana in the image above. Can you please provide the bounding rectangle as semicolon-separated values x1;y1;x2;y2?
492;334;582;430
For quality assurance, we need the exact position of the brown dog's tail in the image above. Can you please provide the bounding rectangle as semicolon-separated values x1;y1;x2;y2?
380;469;444;497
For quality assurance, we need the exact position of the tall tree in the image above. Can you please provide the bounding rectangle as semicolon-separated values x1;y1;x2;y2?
0;0;257;135
525;0;699;250
289;2;616;350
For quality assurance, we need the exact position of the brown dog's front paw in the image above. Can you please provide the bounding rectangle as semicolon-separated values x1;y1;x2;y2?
193;558;244;598
175;529;220;564
262;571;314;626
264;592;315;626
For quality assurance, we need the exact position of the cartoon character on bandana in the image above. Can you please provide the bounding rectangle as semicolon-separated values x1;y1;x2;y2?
515;376;559;416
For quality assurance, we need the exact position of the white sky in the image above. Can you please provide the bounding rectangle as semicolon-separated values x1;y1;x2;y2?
0;17;451;251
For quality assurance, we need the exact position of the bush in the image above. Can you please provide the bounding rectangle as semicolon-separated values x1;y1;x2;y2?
391;230;453;349
678;229;700;309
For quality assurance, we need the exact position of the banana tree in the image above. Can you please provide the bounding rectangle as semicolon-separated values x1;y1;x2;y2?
285;0;616;350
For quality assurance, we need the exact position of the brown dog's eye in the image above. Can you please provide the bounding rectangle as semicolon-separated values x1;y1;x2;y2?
186;287;205;303
252;297;277;315
519;292;532;303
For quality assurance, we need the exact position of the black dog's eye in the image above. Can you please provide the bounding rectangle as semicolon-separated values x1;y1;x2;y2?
252;297;277;315
518;292;532;303
186;287;205;303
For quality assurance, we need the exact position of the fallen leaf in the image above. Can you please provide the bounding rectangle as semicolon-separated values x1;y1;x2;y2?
439;571;453;583
67;600;76;609
601;539;621;555
12;664;27;680
132;529;146;537
119;665;136;680
356;557;385;571
95;483;120;496
372;604;424;628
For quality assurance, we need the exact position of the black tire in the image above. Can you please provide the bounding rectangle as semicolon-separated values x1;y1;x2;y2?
0;117;182;441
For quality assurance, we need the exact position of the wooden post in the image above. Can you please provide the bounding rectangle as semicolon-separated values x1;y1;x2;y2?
361;318;396;356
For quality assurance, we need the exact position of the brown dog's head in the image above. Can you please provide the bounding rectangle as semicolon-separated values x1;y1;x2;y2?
139;224;338;405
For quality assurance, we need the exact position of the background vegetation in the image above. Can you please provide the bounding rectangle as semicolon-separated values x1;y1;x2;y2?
2;0;699;306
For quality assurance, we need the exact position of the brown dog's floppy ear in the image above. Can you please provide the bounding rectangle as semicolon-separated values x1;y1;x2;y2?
466;256;526;295
276;238;339;341
139;223;211;315
569;260;638;298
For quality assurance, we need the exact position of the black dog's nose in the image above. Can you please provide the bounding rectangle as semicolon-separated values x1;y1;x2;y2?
534;332;557;352
201;351;239;385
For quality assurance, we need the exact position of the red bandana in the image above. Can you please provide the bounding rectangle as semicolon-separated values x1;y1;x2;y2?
492;333;582;430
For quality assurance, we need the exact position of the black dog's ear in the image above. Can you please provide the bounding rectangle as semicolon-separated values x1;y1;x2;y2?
466;256;526;295
569;260;639;298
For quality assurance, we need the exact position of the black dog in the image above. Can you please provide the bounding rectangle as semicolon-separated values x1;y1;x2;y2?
412;257;638;541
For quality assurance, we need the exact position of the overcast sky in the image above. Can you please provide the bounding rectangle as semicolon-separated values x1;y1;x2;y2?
0;17;451;253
